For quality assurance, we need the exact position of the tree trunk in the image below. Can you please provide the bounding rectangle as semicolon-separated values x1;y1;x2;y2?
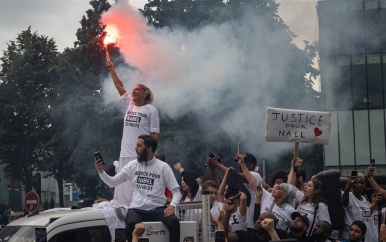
57;178;64;207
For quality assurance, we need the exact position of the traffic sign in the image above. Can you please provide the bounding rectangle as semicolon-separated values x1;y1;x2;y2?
25;191;40;212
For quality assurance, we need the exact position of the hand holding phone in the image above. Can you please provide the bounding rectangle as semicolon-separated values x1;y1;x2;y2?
371;159;375;166
94;151;105;166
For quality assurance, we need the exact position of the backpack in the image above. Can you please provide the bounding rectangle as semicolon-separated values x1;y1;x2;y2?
315;169;345;230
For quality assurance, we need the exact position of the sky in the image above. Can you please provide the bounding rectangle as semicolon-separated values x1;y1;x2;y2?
0;0;318;57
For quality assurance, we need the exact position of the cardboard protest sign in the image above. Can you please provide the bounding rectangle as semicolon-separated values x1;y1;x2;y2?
265;107;331;144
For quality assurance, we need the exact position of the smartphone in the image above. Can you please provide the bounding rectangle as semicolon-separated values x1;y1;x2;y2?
371;159;375;166
115;228;126;242
351;170;358;177
215;230;226;242
35;228;47;242
94;151;105;166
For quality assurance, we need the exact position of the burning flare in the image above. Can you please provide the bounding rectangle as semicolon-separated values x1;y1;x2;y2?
103;25;120;61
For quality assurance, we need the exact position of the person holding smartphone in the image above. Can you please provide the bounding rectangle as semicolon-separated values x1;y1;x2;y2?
340;171;379;242
367;162;386;200
106;60;160;207
95;135;181;242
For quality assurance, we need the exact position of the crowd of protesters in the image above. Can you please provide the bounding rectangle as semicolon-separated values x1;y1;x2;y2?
168;153;385;242
93;62;386;242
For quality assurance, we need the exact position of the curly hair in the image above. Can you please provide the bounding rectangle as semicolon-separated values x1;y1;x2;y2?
268;169;288;187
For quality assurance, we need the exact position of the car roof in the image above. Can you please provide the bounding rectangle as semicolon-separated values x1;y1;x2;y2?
9;208;106;228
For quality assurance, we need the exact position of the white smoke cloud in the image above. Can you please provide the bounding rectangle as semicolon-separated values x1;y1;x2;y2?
101;2;317;160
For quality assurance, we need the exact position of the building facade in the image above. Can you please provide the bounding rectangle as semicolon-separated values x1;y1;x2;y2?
317;0;386;177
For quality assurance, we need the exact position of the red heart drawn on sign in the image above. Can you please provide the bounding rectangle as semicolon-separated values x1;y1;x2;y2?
314;128;323;137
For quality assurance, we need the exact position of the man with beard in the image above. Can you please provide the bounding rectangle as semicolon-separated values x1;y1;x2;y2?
308;221;333;242
94;134;181;242
344;220;366;242
227;212;286;242
340;173;379;242
287;212;310;242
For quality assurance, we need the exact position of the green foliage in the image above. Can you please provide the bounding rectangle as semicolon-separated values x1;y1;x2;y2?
0;27;59;193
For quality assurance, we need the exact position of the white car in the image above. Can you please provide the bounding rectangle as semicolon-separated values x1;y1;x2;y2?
0;207;198;242
0;209;111;242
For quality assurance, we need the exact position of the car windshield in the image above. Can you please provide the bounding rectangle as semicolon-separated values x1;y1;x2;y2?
0;226;36;242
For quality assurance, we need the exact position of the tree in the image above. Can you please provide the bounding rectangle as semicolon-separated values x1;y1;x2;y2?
0;27;59;199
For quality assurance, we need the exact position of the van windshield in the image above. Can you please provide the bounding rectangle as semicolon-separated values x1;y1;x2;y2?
0;225;36;242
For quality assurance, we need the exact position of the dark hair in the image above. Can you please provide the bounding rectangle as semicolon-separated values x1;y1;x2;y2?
244;153;257;167
351;220;367;235
269;169;288;187
302;179;327;205
104;163;116;177
224;187;239;199
202;180;219;190
296;167;307;181
320;221;332;236
138;134;158;152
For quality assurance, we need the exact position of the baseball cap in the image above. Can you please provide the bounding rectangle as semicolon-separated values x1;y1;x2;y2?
291;211;310;227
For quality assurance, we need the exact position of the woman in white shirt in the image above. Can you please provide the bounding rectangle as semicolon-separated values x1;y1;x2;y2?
288;158;331;236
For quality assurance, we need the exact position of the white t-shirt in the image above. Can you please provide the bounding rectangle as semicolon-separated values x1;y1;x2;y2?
260;188;295;231
295;190;331;236
120;93;160;158
228;207;247;232
341;192;378;242
99;157;181;210
210;201;223;240
113;157;135;206
245;171;262;228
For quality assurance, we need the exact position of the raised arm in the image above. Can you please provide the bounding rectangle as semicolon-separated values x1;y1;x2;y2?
217;168;231;203
287;157;303;186
173;162;185;174
238;191;247;217
367;164;386;199
261;218;280;241
237;154;259;187
342;175;355;207
106;60;126;96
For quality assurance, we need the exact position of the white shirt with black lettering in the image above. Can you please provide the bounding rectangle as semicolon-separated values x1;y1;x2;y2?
341;192;378;242
295;190;331;235
260;187;295;231
99;157;181;210
120;93;160;158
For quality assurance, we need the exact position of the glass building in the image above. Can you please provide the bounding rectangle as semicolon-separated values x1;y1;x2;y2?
317;0;386;178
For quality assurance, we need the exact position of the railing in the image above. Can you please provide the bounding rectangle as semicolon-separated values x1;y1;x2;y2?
175;193;211;242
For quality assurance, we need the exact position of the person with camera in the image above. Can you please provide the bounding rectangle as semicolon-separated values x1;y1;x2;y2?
106;60;160;207
340;171;380;242
207;152;262;231
94;135;181;242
